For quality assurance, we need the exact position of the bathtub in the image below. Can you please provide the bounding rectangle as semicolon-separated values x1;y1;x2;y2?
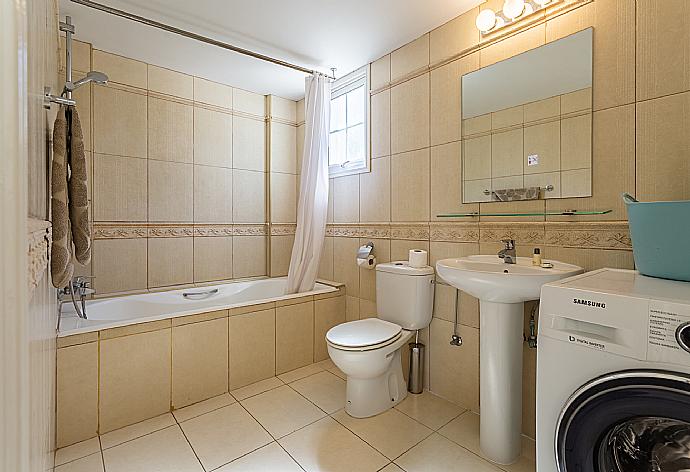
59;277;339;336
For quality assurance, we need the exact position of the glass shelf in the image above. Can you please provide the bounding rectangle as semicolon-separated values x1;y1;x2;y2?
436;209;613;218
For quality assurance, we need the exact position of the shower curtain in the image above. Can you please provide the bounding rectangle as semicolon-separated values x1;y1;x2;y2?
285;73;331;294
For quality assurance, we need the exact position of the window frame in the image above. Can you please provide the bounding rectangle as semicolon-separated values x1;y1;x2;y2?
328;66;370;177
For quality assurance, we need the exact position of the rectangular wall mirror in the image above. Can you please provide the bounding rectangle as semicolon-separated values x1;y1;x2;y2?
461;28;593;203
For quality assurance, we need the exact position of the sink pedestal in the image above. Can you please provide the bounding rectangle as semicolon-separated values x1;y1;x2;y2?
479;300;524;465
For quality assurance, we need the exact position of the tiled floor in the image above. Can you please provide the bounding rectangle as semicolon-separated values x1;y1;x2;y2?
54;359;536;472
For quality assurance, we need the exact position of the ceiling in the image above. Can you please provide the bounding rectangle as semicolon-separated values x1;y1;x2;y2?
59;0;483;100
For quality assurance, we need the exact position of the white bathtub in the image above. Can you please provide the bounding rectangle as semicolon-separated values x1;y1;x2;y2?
59;277;338;336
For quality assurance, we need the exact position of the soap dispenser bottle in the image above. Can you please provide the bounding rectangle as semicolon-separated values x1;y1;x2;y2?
532;248;542;266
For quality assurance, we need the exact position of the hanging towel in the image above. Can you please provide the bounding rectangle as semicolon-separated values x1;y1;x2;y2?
492;186;541;202
67;107;91;265
51;107;74;288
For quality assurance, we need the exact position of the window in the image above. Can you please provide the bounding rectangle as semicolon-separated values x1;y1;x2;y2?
329;67;369;176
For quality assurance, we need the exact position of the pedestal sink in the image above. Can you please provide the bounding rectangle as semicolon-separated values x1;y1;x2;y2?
436;255;583;464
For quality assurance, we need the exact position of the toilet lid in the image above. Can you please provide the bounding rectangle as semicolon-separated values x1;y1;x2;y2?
326;319;402;348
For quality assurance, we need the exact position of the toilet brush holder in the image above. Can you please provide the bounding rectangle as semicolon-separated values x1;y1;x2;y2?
407;342;425;394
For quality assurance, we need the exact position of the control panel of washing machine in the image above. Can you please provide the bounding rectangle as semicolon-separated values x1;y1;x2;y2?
647;300;690;365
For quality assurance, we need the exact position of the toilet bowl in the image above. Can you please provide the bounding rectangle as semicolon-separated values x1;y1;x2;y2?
326;261;435;418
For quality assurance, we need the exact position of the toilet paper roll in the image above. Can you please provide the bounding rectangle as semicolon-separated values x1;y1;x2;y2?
409;249;428;268
357;255;377;270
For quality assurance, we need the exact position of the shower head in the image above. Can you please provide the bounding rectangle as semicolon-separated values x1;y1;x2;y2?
64;71;109;92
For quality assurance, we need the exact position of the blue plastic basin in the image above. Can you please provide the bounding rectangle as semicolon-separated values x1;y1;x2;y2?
623;193;690;282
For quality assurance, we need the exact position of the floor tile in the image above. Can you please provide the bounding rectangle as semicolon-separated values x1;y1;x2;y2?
55;437;100;466
214;442;303;471
100;413;176;449
439;411;535;472
179;403;272;470
332;409;433;460
102;425;203;472
395;391;465;430
173;393;236;423
395;434;502;472
54;452;104;472
279;417;388;472
316;358;346;380
278;363;324;383
380;464;405;472
289;371;346;413
241;385;326;438
230;376;284;401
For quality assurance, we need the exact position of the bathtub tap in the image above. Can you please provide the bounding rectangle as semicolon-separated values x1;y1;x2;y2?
58;275;95;320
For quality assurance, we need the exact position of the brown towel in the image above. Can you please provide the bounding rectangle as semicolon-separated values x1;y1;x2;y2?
67;108;91;265
492;186;541;202
51;107;74;288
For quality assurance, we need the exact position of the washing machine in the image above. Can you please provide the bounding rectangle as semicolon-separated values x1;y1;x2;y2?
536;268;690;471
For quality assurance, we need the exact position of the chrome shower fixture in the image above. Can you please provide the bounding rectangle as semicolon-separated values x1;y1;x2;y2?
63;70;109;93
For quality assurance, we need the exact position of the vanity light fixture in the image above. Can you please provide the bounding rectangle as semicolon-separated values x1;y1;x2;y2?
476;0;560;34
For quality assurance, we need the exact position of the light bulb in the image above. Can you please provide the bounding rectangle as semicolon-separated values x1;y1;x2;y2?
475;9;497;33
503;0;526;20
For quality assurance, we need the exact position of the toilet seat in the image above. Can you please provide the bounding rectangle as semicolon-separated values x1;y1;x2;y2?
326;318;402;351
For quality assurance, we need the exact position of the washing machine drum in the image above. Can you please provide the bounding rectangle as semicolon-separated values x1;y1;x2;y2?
556;370;690;472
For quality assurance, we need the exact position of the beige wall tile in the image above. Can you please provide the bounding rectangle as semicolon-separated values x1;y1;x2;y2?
359;238;390;302
317;236;334;281
148;160;193;222
93;154;147;221
391;34;430;81
523;121;560;174
194;165;233;223
148;97;193;163
99;329;172;432
462;114;491;137
561;114;592;171
172;317;229;408
480;24;545;67
93;238;147;294
463;179;492;203
228;309;276;389
296;99;305;124
492;175;523;191
194;107;232;168
276;302;314;374
270;122;297;174
524;172;561;198
346;295;360;321
429;319;479;412
391;148;430;221
193;77;232;109
56;343;98;447
543;246;634;272
333;174;360;223
148;65;193;99
148;237;194;288
233;116;265;171
561;168;592;198
93;86;147;158
391;74;430;154
296;124;305;173
370;55;391;90
60;38;92;73
391;239;429;261
270;234;295;277
193;236;233;283
233;170;266;223
491;129;523;177
360;299;377;319
359;156;391;223
271;96;297;122
234;88;265;116
92;50;147;89
333;237;360;298
463;136;491;181
636;92;690;201
430;8;480;64
371;90;391;158
561;88;592;115
636;0;690;101
233;236;267;278
547;104;635;220
314;296;346;362
270;173;297;223
524;96;560;123
431;54;479;146
431;141;478;219
491;106;523;130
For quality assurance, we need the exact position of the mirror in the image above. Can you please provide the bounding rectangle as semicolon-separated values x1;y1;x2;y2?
461;28;593;203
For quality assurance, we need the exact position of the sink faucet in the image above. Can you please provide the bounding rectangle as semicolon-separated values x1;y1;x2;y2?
498;239;516;264
58;275;95;319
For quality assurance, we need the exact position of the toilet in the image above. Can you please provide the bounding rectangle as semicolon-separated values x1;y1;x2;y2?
326;261;434;418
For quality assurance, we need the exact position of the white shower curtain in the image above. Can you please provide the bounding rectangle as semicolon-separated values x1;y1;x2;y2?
285;73;331;294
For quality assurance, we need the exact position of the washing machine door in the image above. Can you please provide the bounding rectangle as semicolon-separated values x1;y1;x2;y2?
555;370;690;472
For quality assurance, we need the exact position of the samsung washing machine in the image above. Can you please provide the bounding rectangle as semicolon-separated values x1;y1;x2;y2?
537;268;690;471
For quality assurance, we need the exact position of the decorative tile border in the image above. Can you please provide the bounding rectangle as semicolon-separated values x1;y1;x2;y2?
94;223;269;239
544;222;632;250
148;225;194;238
429;223;479;243
27;219;52;293
234;224;268;236
270;224;297;236
479;222;546;245
93;223;148;239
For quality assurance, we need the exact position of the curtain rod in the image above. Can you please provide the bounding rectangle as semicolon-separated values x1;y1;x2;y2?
69;0;335;80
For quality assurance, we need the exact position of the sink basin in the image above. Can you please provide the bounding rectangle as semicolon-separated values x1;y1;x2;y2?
436;255;584;303
435;254;583;465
